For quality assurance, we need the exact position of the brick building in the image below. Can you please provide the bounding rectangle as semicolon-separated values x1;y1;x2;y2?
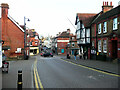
27;29;40;56
69;35;79;55
57;29;72;55
1;3;28;59
91;1;120;61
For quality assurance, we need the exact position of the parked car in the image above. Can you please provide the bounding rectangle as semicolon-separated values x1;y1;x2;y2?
43;51;53;57
40;52;44;56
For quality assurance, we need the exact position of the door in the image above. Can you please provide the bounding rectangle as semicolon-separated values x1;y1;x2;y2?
112;40;117;59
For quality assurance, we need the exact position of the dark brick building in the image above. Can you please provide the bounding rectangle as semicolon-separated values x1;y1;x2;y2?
91;1;120;61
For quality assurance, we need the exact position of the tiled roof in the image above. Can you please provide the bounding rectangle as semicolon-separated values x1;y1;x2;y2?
93;5;120;23
57;31;70;38
75;13;96;27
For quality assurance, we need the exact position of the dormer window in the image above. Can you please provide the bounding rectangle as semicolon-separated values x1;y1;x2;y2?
113;18;118;30
98;23;101;34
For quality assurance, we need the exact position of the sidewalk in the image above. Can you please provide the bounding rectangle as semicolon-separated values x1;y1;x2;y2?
59;55;120;75
2;56;36;89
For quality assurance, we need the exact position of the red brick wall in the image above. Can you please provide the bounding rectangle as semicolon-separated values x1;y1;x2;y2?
118;38;120;59
57;38;69;55
2;17;24;58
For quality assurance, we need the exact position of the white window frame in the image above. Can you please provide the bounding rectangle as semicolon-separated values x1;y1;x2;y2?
76;30;80;39
113;18;118;30
98;23;101;34
103;22;107;33
72;42;75;47
98;40;101;52
103;40;107;53
92;41;94;47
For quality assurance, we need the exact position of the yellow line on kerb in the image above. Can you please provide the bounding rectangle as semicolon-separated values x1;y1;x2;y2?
34;57;44;90
63;59;120;77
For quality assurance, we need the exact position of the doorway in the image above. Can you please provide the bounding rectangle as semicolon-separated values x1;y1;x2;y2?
112;40;117;59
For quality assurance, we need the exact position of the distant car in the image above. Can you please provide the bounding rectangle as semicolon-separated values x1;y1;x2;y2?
40;52;44;56
43;52;53;57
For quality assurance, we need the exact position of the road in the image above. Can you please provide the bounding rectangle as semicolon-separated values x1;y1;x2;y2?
34;55;119;88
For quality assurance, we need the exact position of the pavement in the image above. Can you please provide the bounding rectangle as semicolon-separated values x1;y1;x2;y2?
58;55;120;75
1;56;36;89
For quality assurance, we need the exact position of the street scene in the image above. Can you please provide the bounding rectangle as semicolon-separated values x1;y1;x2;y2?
0;0;120;89
2;55;120;89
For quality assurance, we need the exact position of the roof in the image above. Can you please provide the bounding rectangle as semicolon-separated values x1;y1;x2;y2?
8;15;24;32
75;13;96;27
57;31;70;38
93;5;120;23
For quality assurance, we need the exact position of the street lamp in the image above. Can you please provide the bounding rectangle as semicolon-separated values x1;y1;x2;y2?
24;16;30;60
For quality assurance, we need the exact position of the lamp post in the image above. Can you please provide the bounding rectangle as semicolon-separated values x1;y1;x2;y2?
24;16;30;60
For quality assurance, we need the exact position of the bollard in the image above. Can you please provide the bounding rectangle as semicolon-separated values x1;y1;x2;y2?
17;70;22;90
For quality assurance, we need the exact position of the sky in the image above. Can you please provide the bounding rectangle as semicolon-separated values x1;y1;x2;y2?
0;0;120;37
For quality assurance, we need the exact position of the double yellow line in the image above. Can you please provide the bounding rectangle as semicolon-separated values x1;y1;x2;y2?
34;57;44;90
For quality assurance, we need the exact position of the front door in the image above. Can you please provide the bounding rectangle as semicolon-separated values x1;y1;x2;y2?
112;40;117;59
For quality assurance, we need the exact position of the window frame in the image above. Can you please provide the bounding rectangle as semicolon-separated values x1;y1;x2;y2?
113;18;118;30
103;40;107;53
98;40;101;52
103;22;107;33
98;23;101;34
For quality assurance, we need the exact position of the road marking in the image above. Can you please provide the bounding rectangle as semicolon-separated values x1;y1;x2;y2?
61;59;120;77
34;62;39;89
34;57;44;90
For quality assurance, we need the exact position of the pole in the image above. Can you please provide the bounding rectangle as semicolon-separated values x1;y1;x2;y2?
24;17;26;60
17;70;22;90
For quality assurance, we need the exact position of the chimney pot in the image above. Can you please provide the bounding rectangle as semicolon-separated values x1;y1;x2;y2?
107;1;108;6
103;1;104;6
110;1;112;6
105;2;107;6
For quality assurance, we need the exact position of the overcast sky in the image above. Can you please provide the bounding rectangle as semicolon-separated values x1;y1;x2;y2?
0;0;120;37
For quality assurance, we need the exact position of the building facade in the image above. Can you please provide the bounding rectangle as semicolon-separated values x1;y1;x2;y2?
1;3;28;59
27;29;40;56
57;29;72;55
91;2;120;61
75;13;96;59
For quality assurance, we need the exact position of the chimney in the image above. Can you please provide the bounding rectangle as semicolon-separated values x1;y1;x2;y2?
102;1;113;13
1;3;9;18
67;29;71;34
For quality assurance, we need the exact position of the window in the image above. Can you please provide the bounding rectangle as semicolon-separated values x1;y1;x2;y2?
98;40;101;52
72;42;75;47
98;23;101;34
113;18;118;30
92;41;94;47
86;29;90;43
103;22;107;33
81;28;85;38
103;40;107;53
76;30;80;39
72;37;75;40
77;21;80;30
